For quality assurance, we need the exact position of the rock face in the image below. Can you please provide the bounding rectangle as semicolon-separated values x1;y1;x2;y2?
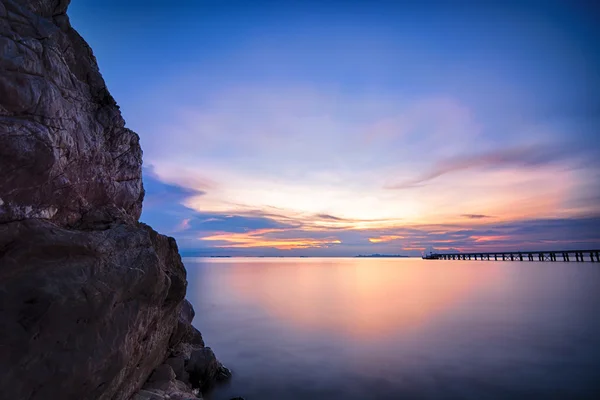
0;219;187;399
0;1;229;399
0;0;143;227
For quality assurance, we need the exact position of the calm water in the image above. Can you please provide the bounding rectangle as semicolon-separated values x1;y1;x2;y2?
184;257;600;400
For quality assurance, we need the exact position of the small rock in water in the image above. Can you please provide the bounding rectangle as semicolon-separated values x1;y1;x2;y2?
218;365;233;380
186;347;232;389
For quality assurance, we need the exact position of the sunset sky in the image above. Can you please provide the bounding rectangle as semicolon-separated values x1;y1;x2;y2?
71;0;600;255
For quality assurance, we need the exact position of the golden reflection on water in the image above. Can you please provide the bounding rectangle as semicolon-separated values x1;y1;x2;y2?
208;258;502;339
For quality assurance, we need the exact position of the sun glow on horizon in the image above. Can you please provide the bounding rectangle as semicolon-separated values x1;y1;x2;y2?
143;155;598;253
201;229;343;250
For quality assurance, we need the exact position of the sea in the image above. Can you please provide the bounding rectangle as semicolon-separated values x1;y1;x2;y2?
184;257;600;400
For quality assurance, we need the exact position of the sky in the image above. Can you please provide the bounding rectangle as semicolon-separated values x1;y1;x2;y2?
70;0;600;256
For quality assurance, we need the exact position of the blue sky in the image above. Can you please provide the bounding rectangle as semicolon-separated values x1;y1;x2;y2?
70;0;600;255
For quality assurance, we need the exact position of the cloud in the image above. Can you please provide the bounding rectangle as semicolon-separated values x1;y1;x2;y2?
363;97;479;145
163;187;600;256
200;229;342;250
143;88;485;186
141;165;206;234
133;86;599;256
386;144;571;189
167;199;600;255
142;165;205;206
137;83;598;234
188;213;297;233
315;213;345;221
461;214;493;219
368;235;404;243
174;218;191;232
416;216;600;252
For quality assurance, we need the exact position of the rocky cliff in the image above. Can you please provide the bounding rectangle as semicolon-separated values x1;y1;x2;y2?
0;1;229;399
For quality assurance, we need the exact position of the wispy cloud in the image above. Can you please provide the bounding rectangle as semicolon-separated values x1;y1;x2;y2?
133;79;599;255
142;165;206;206
386;144;571;189
461;214;494;219
316;213;346;221
174;218;191;232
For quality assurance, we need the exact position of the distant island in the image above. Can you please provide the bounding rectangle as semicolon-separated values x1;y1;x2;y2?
355;254;410;258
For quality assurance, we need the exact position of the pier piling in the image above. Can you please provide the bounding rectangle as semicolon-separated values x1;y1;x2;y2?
426;249;600;263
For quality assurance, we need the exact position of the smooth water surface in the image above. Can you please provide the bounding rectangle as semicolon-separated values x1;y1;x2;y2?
184;257;600;399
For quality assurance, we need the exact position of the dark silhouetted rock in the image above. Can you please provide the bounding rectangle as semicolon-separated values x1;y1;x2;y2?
170;299;204;348
165;356;190;383
170;311;206;348
148;364;177;384
186;347;233;390
0;219;187;400
181;298;196;324
133;389;168;400
0;0;228;399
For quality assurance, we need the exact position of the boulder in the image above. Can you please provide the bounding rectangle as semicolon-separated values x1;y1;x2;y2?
0;219;187;400
181;299;196;324
186;347;233;390
170;313;206;348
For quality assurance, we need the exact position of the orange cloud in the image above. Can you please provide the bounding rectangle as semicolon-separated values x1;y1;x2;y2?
201;229;342;250
473;235;511;243
368;235;404;243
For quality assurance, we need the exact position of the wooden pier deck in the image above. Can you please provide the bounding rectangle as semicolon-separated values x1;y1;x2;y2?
428;250;600;262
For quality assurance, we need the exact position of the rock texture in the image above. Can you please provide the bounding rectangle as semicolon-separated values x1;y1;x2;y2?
0;1;229;399
0;219;187;399
0;0;143;227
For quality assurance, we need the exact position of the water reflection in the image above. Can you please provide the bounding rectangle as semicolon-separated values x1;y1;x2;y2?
184;258;600;400
206;258;502;338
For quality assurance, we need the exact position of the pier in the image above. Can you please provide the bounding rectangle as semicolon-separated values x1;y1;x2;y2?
428;250;600;262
